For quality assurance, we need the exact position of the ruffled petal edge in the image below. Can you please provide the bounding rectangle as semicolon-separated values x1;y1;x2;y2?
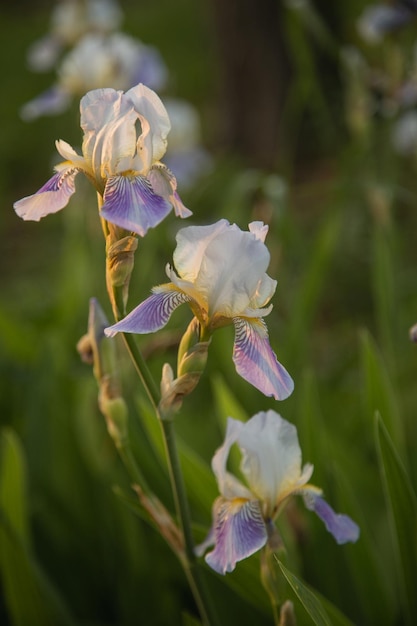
14;169;78;221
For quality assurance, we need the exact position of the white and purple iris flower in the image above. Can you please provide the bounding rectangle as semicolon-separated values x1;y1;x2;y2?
105;219;294;400
14;83;191;236
196;410;360;575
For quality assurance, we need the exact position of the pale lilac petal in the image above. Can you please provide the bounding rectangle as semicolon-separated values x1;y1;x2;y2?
20;86;71;121
131;46;169;92
101;174;172;235
304;494;360;545
232;317;294;400
203;497;267;575
104;287;191;337
14;169;78;221
147;165;192;218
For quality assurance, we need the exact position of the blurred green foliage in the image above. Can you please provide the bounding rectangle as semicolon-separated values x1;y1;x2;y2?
1;1;417;625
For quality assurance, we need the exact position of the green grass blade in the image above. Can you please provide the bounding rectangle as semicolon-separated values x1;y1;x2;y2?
0;428;73;626
360;329;404;452
276;560;332;626
375;413;417;624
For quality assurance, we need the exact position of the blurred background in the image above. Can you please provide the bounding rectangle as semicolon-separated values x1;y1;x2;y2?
1;1;417;625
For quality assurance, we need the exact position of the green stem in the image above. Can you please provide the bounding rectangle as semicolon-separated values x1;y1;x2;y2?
109;280;220;625
160;418;220;626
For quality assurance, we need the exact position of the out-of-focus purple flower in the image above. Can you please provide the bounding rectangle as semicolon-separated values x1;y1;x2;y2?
357;3;417;44
105;219;294;400
196;411;360;574
163;98;212;189
14;83;191;236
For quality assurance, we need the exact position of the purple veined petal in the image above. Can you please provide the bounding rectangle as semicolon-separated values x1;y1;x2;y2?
232;317;294;401
104;286;191;337
203;496;267;575
304;493;360;545
14;169;78;221
101;174;173;236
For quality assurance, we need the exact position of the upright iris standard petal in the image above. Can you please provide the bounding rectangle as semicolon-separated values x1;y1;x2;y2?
105;286;191;337
303;494;360;545
236;411;313;508
203;497;267;575
13;170;78;221
232;317;294;401
126;83;171;162
101;175;172;235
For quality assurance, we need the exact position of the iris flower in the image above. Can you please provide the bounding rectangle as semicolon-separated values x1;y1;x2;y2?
14;83;191;236
105;219;293;400
21;33;168;121
196;410;360;575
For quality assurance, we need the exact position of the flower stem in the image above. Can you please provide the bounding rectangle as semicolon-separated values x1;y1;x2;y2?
110;280;220;625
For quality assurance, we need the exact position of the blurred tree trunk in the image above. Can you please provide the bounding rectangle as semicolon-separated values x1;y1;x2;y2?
209;0;291;169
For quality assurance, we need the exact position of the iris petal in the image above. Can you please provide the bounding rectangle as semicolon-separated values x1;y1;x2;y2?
104;286;191;337
13;169;77;221
147;165;192;218
101;174;172;235
203;497;267;575
232;317;294;400
304;494;360;545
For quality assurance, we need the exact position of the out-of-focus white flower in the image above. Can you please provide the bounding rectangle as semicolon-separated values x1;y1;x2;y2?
27;0;123;72
15;84;190;236
392;110;417;154
21;33;168;121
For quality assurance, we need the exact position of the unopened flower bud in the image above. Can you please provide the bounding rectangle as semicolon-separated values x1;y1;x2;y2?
177;316;210;378
279;601;297;626
106;234;138;288
159;362;201;418
98;376;128;448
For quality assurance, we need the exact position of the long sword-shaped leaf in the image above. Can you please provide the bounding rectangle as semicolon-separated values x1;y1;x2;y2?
375;413;417;625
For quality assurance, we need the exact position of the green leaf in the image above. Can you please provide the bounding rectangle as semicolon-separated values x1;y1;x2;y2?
276;560;332;626
181;611;203;626
137;399;217;516
0;428;73;626
277;559;355;626
375;413;417;625
360;330;403;451
286;210;341;369
211;374;248;425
